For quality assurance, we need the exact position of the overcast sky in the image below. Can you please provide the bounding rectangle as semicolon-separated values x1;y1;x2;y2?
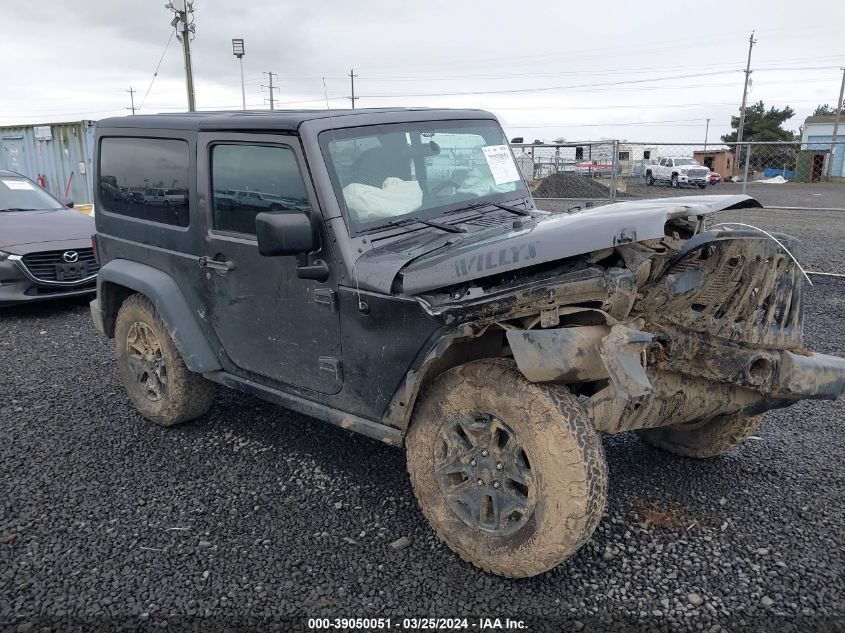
1;0;843;143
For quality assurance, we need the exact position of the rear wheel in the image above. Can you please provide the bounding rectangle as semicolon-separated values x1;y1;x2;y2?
637;413;763;458
698;184;707;189
406;359;607;578
115;294;216;426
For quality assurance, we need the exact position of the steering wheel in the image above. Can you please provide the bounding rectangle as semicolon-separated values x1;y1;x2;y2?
429;179;462;196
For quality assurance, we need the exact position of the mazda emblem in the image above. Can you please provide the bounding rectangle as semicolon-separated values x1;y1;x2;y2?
62;251;79;263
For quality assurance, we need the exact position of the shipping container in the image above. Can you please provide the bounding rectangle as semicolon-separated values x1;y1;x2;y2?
0;121;96;205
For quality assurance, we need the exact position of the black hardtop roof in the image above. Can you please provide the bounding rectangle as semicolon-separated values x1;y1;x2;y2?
97;107;496;132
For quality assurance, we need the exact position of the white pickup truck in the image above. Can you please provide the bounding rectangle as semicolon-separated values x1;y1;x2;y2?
644;157;710;189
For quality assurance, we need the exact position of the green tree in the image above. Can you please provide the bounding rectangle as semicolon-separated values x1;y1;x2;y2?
721;101;797;143
813;103;843;116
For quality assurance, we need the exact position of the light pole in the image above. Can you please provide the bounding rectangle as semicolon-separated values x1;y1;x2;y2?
232;38;246;110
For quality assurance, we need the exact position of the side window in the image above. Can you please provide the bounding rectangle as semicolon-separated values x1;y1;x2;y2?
99;137;190;227
643;150;651;160
211;144;309;236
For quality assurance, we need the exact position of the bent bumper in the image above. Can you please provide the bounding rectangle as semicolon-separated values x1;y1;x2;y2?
507;325;845;433
775;350;845;400
508;325;845;402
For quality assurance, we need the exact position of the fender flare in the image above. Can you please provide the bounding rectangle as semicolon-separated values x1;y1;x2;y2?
95;259;222;373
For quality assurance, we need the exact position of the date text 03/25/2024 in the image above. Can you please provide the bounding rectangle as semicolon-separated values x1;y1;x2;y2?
307;617;527;630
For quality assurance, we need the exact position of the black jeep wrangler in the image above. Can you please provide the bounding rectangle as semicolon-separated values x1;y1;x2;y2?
90;109;845;578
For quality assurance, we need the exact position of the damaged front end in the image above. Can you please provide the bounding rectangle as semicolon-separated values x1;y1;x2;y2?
416;211;845;435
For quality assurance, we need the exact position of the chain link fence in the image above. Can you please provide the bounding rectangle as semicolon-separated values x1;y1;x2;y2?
512;140;845;204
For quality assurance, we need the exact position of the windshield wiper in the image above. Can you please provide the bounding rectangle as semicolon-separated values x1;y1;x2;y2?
0;208;35;212
444;200;532;217
384;216;467;233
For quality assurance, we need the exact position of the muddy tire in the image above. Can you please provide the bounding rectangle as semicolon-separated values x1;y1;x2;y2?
406;359;607;578
637;413;763;458
115;294;216;426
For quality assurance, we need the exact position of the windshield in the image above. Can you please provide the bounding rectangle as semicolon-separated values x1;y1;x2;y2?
673;159;699;166
0;177;64;211
321;120;528;231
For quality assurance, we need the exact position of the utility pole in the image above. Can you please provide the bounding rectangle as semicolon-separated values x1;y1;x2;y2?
704;118;710;150
167;0;196;112
736;31;756;146
348;69;359;109
262;72;279;110
126;86;136;115
827;66;845;179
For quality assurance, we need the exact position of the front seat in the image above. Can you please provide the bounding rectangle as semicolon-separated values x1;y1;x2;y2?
351;146;412;188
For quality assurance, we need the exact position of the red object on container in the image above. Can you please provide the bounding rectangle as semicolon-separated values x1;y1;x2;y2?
36;174;46;188
63;172;74;201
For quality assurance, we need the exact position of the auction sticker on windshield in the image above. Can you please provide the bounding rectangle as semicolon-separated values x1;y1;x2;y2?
481;145;520;185
2;179;35;190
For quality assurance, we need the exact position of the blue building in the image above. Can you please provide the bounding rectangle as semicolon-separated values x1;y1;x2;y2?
0;121;96;204
801;115;844;178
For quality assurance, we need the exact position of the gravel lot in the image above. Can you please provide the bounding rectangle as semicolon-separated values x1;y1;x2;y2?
1;258;843;629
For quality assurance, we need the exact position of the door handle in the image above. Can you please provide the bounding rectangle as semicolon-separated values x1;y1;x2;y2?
198;256;235;272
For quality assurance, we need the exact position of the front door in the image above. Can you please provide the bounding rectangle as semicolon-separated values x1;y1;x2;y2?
197;133;342;395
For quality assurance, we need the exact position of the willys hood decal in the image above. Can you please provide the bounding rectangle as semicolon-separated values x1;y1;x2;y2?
351;195;762;295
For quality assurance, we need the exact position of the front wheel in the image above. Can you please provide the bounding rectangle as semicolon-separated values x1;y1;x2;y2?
406;359;607;578
637;413;763;458
645;172;654;186
671;174;679;188
115;294;216;426
698;184;707;189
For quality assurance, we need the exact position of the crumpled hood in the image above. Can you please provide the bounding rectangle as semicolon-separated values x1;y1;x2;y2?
0;208;95;251
353;195;762;295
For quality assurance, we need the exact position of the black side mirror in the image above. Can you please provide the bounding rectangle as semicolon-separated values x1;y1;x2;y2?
255;210;329;282
255;210;315;256
65;200;75;208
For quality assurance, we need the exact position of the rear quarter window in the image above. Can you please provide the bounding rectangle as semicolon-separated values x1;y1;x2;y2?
99;137;190;226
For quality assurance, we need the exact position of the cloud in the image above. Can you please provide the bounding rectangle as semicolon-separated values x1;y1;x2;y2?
1;0;843;142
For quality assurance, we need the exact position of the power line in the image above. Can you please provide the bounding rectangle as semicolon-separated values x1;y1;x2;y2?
505;118;715;129
349;70;743;99
138;26;177;112
355;32;842;74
